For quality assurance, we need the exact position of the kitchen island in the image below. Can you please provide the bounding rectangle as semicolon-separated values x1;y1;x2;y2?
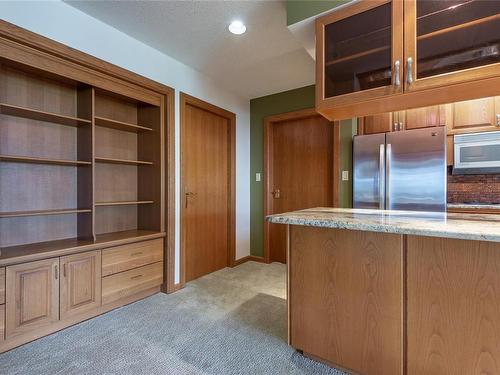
267;208;500;375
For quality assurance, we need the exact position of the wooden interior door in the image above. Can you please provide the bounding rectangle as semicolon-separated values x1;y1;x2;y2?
60;250;101;319
6;258;59;339
181;94;235;283
266;111;335;263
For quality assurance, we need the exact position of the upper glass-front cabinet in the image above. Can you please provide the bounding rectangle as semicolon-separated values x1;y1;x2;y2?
405;0;500;90
317;0;403;105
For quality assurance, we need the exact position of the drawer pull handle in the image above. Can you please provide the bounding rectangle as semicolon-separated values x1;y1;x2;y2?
131;252;143;257
131;274;143;280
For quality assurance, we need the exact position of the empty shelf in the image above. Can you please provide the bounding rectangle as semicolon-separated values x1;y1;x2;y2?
95;116;152;133
0;154;92;166
0;103;91;127
95;201;154;207
95;157;153;166
0;208;92;218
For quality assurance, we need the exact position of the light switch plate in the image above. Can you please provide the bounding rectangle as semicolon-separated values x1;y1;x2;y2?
342;170;349;181
256;173;261;182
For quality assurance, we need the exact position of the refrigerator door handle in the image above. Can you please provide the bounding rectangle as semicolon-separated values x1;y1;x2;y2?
386;143;392;209
379;144;386;210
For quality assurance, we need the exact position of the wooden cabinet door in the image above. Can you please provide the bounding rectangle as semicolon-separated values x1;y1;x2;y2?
404;0;500;92
6;258;59;339
448;97;497;135
317;0;403;109
361;112;393;134
408;236;500;375
60;250;101;319
403;105;444;130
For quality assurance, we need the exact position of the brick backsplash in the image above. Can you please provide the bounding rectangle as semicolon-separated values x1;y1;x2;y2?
447;169;500;204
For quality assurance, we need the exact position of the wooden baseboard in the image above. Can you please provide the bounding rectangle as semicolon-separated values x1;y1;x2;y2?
0;286;160;353
233;255;266;266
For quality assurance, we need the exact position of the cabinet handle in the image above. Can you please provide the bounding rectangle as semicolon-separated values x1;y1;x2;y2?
131;252;143;257
393;60;400;87
63;263;67;278
55;264;59;280
131;274;143;280
393;123;398;132
399;122;403;131
407;57;414;85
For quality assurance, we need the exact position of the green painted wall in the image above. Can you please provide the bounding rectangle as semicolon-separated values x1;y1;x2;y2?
250;85;356;257
287;0;351;25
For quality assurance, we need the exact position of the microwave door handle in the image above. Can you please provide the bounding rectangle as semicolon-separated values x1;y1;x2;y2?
386;143;392;209
379;144;386;210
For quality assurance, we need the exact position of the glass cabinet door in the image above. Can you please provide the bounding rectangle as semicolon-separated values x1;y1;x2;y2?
319;0;403;103
405;0;500;91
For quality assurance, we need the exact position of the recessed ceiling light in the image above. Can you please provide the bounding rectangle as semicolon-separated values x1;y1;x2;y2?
228;20;246;35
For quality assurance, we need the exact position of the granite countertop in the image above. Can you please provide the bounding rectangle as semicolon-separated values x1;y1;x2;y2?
266;207;500;243
447;203;500;210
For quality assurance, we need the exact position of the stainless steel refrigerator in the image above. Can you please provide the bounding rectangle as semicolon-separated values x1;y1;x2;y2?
353;126;447;212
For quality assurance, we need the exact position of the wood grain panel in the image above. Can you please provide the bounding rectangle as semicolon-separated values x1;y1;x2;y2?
102;261;163;305
5;258;59;340
266;112;334;263
102;238;163;276
0;267;5;304
290;226;403;375
404;105;444;130
182;97;232;282
362;112;393;134
0;305;4;343
450;97;496;134
407;236;500;375
60;250;101;319
95;163;137;202
95;205;138;235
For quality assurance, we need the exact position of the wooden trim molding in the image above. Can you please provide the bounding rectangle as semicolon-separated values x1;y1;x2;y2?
179;93;236;288
263;108;339;264
233;255;266;267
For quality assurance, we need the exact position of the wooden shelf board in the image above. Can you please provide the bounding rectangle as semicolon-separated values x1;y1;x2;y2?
326;45;390;67
95;116;152;133
0;103;91;127
95;157;153;166
95;201;154;207
0;230;165;267
0;208;92;218
0;154;92;166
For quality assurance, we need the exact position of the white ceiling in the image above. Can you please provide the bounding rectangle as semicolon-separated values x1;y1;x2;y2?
64;0;315;99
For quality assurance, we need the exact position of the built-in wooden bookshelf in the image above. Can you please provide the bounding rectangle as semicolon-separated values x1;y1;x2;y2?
0;60;164;250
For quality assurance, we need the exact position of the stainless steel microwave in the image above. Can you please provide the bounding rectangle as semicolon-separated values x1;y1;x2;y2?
453;131;500;174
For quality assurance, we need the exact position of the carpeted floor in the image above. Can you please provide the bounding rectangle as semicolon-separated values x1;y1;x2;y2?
0;261;348;375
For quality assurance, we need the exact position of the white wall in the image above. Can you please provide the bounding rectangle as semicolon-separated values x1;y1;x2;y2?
0;1;251;284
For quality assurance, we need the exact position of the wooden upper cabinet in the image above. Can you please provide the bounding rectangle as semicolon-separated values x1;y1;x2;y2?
447;96;500;135
404;0;500;92
403;105;445;130
5;258;59;340
361;112;394;134
60;251;101;319
316;0;403;109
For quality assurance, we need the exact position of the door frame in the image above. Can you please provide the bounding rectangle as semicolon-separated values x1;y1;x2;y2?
180;93;236;286
263;108;340;263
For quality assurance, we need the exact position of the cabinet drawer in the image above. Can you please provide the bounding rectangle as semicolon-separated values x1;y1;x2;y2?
0;267;5;305
102;239;163;277
102;262;163;305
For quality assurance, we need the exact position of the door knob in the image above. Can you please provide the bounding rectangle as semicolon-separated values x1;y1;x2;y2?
272;189;281;199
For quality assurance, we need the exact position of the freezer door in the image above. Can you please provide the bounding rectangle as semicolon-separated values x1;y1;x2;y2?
353;133;386;209
386;127;446;212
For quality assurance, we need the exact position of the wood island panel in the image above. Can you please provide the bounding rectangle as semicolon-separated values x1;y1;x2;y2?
289;226;404;375
407;236;500;375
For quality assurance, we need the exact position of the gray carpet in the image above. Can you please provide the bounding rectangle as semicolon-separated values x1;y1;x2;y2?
0;261;347;375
